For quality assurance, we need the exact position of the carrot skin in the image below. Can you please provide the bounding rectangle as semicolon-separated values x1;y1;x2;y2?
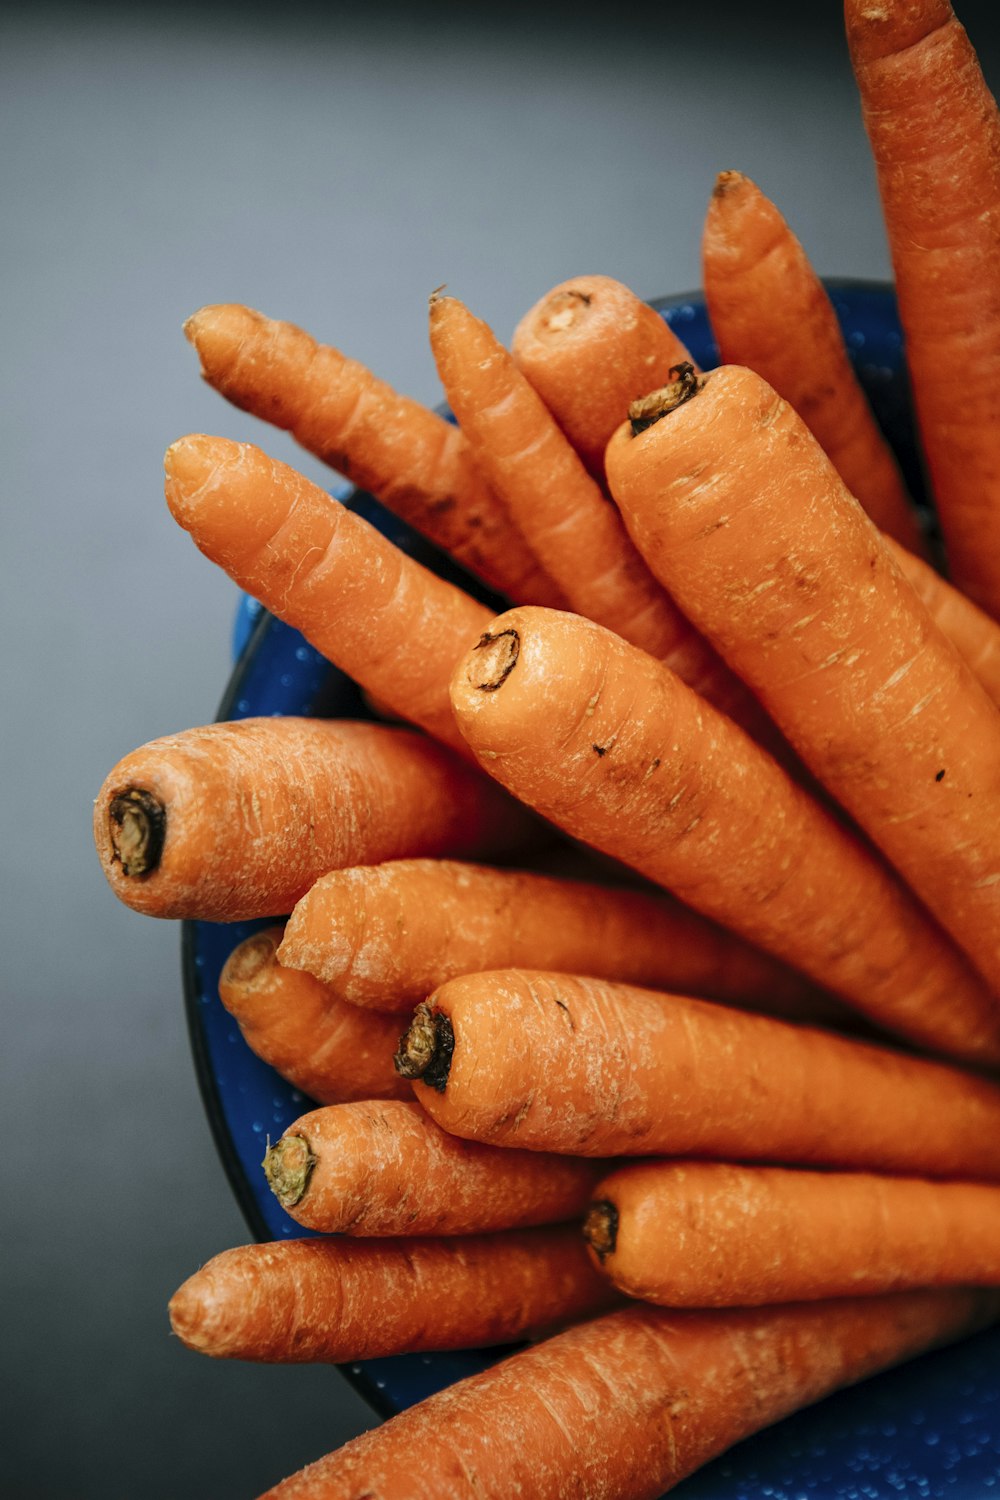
278;859;843;1024
889;536;1000;709
404;970;1000;1176
586;1160;1000;1306
184;303;562;607
448;606;1000;1063
169;1227;616;1363
258;1290;999;1500
94;718;532;922
263;1099;606;1236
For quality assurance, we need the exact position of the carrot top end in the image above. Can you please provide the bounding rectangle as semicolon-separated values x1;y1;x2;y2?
628;364;705;435
108;789;166;877
394;1002;455;1092
582;1200;619;1262
468;629;521;693
262;1133;316;1209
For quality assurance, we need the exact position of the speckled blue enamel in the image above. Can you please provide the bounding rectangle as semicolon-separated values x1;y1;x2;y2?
184;285;1000;1488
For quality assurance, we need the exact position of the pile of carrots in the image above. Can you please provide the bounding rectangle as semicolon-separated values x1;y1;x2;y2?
95;1;1000;1495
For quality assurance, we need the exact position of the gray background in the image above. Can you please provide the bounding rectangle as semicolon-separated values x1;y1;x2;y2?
3;3;999;1495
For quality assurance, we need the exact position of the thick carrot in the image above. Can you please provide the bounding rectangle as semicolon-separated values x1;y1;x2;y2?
584;1160;1000;1307
702;170;925;553
262;1099;605;1236
164;434;491;752
184;303;562;606
448;606;1000;1062
93;718;531;921
511;273;694;480
604;366;1000;997
218;927;409;1104
258;1290;999;1500
397;970;1000;1174
169;1227;616;1364
846;0;1000;615
889;536;1000;709
277;859;844;1024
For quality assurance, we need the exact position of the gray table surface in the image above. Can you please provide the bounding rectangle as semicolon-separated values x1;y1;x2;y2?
4;2;999;1495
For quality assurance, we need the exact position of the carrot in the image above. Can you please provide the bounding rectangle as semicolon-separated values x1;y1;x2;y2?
169;1226;616;1364
397;970;1000;1174
257;1290;999;1500
702;170;926;553
429;293;783;741
277;858;844;1024
584;1160;1000;1307
846;0;1000;615
163;434;492;752
448;606;1000;1062
93;717;532;922
511;273;694;481
262;1098;605;1236
888;535;1000;709
218;927;410;1104
184;303;562;607
604;366;1000;997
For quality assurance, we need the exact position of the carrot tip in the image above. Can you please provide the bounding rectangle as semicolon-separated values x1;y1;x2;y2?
582;1200;619;1262
262;1133;316;1209
394;1002;455;1092
108;789;166;877
467;629;521;693
712;169;746;198
628;364;704;435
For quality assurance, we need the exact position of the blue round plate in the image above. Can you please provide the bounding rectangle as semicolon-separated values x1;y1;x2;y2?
183;284;1000;1492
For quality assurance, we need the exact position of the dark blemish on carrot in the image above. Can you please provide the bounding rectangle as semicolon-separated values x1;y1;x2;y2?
555;999;576;1031
428;495;457;515
582;1200;619;1261
592;743;607;757
109;788;167;877
936;769;946;782
468;629;520;692
394;1002;455;1092
628;363;704;435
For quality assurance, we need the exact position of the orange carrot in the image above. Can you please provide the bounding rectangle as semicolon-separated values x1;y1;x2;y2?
605;366;1000;997
169;1227;616;1364
702;170;926;553
184;303;562;606
164;434;492;752
889;536;1000;709
262;1099;605;1236
218;927;409;1104
278;859;844;1024
584;1160;1000;1307
258;1290;999;1500
448;607;1000;1062
398;970;1000;1175
846;0;1000;615
511;273;694;481
93;718;532;921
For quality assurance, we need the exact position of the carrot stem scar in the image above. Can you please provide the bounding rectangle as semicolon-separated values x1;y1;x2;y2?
628;364;704;434
468;630;520;692
262;1133;316;1209
582;1200;618;1261
394;1003;455;1091
108;789;166;876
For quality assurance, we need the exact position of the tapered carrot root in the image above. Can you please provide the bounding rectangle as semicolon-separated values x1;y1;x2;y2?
169;1227;616;1364
399;971;1000;1175
184;303;561;606
702;170;925;553
218;928;409;1103
164;435;491;752
263;1099;605;1236
448;607;1000;1063
889;537;1000;709
93;718;532;922
605;366;1000;997
846;0;1000;614
511;274;694;480
585;1160;1000;1307
258;1291;999;1500
278;859;843;1023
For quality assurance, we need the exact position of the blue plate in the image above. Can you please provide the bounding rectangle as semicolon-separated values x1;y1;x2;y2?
183;284;1000;1492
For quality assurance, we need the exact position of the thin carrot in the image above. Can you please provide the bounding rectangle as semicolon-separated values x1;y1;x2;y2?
511;273;694;481
93;718;532;921
184;303;562;606
448;607;1000;1062
429;293;782;741
262;1099;605;1237
163;434;492;752
888;535;1000;709
169;1227;616;1364
397;970;1000;1174
604;366;1000;997
702;170;926;553
218;927;410;1104
277;859;844;1024
258;1290;999;1500
584;1160;1000;1307
846;0;1000;615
